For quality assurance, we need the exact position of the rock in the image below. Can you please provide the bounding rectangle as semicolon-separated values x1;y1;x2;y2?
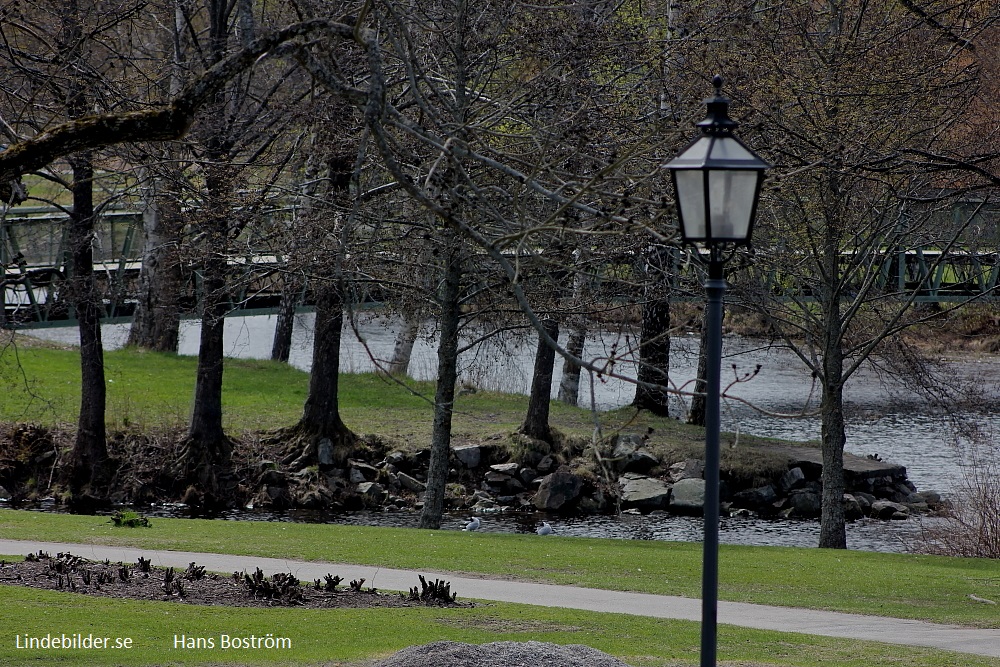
405;449;431;469
472;498;497;510
787;489;822;518
620;474;672;512
668;459;703;483
669;478;706;513
843;494;863;521
533;471;584;512
349;461;380;483
485;470;525;495
452;445;481;469
871;500;910;520
385;450;407;467
518;467;537;485
484;470;510;484
490;462;521;475
853;491;875;516
357;482;388;506
915;490;943;507
536;455;556;474
396;472;426;493
611;435;651;472
260;469;286;487
779;467;807;494
295;487;331;509
577;491;609;514
317;438;334;467
257;485;291;510
611;441;637;471
732;484;778;511
623;449;660;474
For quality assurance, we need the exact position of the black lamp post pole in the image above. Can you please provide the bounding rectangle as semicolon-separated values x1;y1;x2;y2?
664;74;770;667
700;253;725;667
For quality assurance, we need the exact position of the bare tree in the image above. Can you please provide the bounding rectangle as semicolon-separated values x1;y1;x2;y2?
698;0;1000;548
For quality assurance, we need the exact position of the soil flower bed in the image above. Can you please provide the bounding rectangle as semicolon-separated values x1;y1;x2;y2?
0;551;468;610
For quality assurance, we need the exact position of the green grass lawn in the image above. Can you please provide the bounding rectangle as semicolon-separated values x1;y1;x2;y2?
5;583;995;667
2;509;999;630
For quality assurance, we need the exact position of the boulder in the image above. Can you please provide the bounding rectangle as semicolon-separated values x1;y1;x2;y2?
779;467;807;494
490;462;521;475
668;459;704;483
396;472;426;493
317;438;334;467
842;493;864;521
536;455;557;474
533;471;584;512
623;449;660;474
357;482;388;506
611;435;657;473
385;450;407;467
669;478;706;514
871;500;910;520
787;489;822;518
620;474;672;512
484;470;511;484
915;490;943;507
260;469;286;487
349;461;380;483
452;445;481;469
852;491;875;516
732;484;778;511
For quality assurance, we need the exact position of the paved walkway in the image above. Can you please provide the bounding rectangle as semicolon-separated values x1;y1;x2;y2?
1;539;998;659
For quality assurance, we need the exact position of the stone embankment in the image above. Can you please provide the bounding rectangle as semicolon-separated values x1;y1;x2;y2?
254;433;943;522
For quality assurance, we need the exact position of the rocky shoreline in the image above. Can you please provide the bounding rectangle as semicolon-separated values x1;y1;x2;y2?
251;432;943;524
0;422;944;523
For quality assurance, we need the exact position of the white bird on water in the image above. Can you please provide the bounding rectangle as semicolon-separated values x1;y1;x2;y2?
463;517;481;531
536;522;553;535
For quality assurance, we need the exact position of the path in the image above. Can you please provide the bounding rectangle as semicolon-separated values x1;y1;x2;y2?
1;539;997;659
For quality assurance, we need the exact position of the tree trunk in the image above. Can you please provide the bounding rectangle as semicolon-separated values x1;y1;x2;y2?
687;312;710;426
284;282;356;469
819;377;848;549
633;297;671;416
386;313;420;376
521;318;559;442
176;164;233;503
419;241;462;529
66;151;110;505
633;248;671;416
819;182;848;549
127;171;182;352
271;273;302;362
557;320;586;406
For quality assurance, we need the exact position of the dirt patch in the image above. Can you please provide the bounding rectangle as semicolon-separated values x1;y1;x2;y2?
0;551;470;610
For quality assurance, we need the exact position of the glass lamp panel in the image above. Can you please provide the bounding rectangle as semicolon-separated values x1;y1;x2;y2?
707;136;758;163
707;170;758;240
674;170;707;240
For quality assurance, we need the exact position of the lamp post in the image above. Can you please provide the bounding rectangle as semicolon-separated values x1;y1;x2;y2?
663;75;770;667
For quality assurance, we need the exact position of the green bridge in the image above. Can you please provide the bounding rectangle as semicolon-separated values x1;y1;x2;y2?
3;205;1000;326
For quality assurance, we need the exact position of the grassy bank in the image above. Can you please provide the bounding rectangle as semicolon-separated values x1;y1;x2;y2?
2;509;998;629
0;332;800;471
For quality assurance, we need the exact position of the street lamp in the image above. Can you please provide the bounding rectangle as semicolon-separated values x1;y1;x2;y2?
663;75;770;667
